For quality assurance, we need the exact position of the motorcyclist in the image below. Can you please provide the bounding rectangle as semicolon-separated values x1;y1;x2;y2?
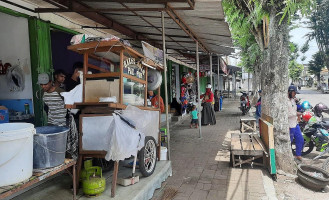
288;85;304;161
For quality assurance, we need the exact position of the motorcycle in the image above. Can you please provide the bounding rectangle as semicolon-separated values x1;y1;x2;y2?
239;91;250;115
292;102;329;156
292;122;329;156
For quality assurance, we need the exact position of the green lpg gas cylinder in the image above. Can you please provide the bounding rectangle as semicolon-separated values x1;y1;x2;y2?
80;159;93;181
82;166;106;196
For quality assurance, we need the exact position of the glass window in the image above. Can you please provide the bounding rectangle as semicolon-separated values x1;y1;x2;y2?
123;77;145;106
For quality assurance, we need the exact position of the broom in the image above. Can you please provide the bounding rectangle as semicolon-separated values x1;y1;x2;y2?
158;187;178;200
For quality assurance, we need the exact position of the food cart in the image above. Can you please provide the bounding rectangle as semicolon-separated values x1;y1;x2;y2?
66;39;163;197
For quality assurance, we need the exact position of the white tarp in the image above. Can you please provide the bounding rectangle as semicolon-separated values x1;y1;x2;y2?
105;114;145;161
120;105;159;142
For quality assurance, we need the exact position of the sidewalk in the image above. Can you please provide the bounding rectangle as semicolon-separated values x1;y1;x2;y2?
152;100;275;200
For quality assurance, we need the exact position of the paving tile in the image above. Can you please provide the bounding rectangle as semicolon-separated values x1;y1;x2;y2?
150;101;271;200
203;183;212;191
207;190;227;200
189;189;209;200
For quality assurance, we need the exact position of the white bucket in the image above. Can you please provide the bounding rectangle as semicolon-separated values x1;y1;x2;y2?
160;147;168;161
0;123;35;187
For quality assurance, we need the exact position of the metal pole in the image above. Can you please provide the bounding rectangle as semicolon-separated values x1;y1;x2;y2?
196;42;202;138
162;11;171;160
210;54;212;87
217;56;220;91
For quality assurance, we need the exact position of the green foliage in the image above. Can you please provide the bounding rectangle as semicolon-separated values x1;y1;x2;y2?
308;51;325;76
288;60;304;81
300;42;310;54
222;0;262;72
278;0;315;24
306;0;329;68
289;42;299;61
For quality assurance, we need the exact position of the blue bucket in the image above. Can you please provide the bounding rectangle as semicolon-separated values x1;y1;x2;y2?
33;126;69;169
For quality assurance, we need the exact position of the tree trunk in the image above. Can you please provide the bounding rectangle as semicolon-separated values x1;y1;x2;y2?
261;7;295;174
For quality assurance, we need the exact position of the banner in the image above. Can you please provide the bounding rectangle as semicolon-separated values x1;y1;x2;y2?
142;41;163;66
220;59;228;75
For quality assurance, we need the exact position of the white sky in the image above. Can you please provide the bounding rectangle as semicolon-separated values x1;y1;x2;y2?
290;17;318;64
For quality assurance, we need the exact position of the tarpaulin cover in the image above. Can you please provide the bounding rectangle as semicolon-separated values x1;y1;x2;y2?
105;114;145;161
120;105;159;142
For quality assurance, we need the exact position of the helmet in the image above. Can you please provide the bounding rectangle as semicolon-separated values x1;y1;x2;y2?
288;85;297;92
301;101;311;110
206;84;212;89
314;103;329;117
302;111;313;122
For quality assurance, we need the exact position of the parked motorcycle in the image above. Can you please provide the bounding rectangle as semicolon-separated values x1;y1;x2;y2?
292;121;329;156
292;102;329;156
239;91;250;115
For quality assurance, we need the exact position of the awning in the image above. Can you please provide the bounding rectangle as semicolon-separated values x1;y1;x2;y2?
21;0;234;66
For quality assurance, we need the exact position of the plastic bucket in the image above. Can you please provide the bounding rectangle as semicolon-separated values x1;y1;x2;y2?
33;126;69;169
0;123;35;187
160;147;168;161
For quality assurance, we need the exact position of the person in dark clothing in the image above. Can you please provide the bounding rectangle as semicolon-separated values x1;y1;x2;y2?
53;69;66;91
65;62;83;91
214;89;220;112
200;83;216;125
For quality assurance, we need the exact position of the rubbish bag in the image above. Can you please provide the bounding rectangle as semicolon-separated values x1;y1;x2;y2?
105;114;145;161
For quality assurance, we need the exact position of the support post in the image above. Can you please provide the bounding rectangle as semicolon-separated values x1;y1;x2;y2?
162;11;171;159
196;42;202;138
210;54;212;87
217;56;220;91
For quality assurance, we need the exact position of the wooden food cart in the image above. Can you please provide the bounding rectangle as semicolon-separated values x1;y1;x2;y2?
66;39;163;197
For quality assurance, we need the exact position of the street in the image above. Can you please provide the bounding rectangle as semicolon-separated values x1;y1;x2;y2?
298;88;329;109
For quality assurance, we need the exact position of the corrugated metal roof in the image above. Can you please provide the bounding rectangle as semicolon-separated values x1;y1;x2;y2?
22;0;233;68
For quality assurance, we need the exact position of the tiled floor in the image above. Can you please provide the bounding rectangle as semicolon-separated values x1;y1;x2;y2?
152;100;269;200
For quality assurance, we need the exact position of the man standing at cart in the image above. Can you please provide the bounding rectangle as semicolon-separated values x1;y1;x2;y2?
53;69;66;91
65;62;83;91
148;90;164;113
38;73;67;126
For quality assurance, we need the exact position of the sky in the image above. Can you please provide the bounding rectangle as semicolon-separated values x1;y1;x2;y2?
290;17;319;64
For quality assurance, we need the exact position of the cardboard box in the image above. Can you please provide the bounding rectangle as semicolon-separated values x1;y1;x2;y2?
0;106;9;123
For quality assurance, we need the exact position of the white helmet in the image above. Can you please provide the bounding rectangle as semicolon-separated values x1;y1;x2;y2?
206;84;212;89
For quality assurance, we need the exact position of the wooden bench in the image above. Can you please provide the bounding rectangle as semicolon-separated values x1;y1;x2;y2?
0;159;76;200
240;117;257;133
231;133;267;167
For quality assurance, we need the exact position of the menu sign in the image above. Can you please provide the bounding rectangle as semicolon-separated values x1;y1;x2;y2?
123;58;145;79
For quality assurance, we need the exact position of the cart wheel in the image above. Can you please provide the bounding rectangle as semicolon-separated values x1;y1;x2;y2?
139;136;157;177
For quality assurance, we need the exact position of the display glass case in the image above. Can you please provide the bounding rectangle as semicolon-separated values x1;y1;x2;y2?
123;77;145;106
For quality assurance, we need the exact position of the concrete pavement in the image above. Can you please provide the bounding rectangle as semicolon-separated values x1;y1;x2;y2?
152;100;275;200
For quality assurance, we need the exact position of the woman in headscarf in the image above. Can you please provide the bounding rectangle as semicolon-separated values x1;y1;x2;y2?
200;83;216;125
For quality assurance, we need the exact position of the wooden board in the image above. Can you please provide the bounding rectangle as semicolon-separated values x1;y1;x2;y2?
231;133;242;150
259;118;276;175
85;80;111;102
240;134;253;151
261;113;273;124
259;118;275;149
251;135;263;151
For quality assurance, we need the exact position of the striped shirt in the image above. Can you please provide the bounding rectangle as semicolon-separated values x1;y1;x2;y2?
43;91;67;126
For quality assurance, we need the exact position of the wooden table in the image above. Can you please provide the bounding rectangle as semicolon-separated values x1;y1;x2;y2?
230;133;266;167
0;159;77;200
240;117;257;133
